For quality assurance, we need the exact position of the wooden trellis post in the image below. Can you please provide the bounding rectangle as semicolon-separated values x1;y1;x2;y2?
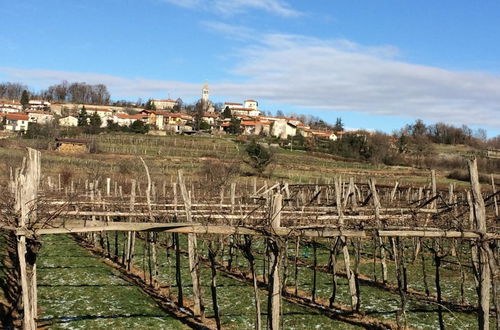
468;159;491;330
268;193;282;330
335;177;358;310
14;148;41;330
178;170;204;318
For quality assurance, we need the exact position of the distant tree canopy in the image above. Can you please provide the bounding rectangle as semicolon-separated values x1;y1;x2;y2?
399;119;480;146
41;80;110;105
0;82;28;100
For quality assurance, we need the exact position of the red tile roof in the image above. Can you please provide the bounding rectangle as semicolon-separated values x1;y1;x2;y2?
241;120;272;126
5;113;29;121
116;113;144;120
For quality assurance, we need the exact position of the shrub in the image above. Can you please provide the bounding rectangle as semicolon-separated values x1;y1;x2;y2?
245;140;273;175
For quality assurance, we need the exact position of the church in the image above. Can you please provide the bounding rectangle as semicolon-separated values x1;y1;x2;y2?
201;83;215;113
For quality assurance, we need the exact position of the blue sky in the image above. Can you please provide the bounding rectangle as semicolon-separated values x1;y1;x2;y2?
1;0;500;136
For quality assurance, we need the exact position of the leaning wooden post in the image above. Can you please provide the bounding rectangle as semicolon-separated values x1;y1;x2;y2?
126;179;136;271
369;178;387;283
468;159;491;330
140;157;158;289
268;193;282;330
335;177;358;310
178;170;203;318
491;175;498;217
15;148;41;330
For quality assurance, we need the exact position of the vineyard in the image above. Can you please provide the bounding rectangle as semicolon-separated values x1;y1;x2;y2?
0;144;498;329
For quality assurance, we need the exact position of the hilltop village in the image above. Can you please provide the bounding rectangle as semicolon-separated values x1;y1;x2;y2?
0;83;347;141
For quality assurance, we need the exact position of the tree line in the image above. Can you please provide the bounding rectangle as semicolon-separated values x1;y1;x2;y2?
42;81;110;105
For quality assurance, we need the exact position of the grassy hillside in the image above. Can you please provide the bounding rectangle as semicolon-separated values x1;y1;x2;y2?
0;133;495;189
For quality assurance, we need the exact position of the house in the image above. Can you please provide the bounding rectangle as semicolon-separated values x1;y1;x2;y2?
27;111;54;124
202;112;220;126
271;118;297;139
311;130;337;141
241;120;272;136
231;107;261;117
85;107;113;117
27;100;51;111
113;113;146;127
83;107;114;127
59;116;79;127
224;99;261;117
141;110;193;132
223;102;243;109
152;98;177;110
3;113;29;132
0;100;23;113
244;99;258;110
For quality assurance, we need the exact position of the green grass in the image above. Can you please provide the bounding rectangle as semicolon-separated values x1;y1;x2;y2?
37;234;188;329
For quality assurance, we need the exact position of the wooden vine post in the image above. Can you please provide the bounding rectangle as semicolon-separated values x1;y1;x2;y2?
335;177;358;310
468;159;491;330
268;192;283;330
178;170;204;318
14;148;41;330
369;178;388;283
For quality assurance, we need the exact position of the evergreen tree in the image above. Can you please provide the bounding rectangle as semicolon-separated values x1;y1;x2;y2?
145;99;156;110
77;106;89;126
222;106;232;118
20;90;30;109
227;116;242;135
87;112;102;134
129;120;149;134
245;140;273;175
333;117;344;131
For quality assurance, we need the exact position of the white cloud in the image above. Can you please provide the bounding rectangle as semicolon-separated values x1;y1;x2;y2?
2;30;500;130
162;0;300;17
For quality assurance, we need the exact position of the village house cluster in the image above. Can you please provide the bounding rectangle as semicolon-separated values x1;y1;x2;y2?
0;83;342;140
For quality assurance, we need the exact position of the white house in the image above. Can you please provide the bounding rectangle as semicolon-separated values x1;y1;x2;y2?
3;113;29;132
223;102;243;109
85;107;113;119
202;112;219;126
0;101;23;113
271;119;297;139
231;108;261;117
28;100;51;111
27;111;54;124
113;113;144;127
59;116;78;127
152;98;177;110
241;120;271;136
224;99;261;117
243;99;258;110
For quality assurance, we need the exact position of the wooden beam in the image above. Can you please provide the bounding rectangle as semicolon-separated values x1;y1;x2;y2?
10;222;499;240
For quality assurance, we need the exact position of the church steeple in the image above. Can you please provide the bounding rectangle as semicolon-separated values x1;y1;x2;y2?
202;82;209;103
